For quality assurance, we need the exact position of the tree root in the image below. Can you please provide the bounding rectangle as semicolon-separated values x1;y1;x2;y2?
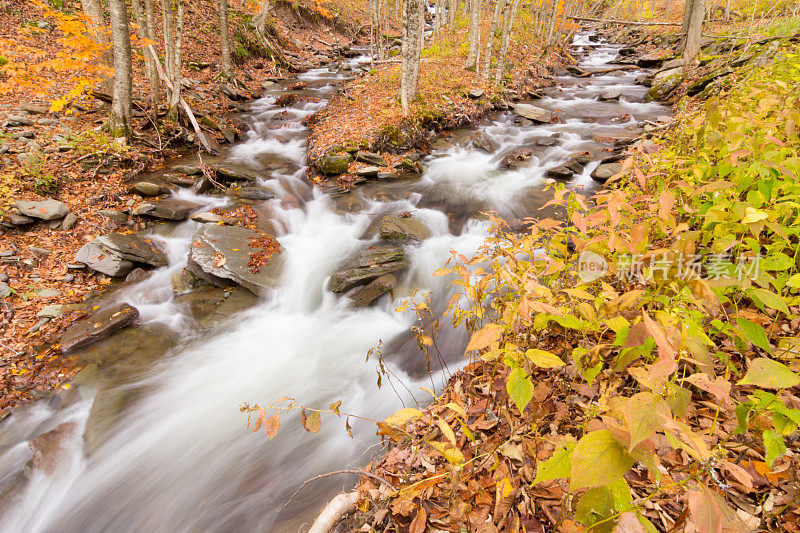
307;491;359;533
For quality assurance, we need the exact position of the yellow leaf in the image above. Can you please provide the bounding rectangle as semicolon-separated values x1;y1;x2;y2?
438;417;457;446
496;477;513;498
466;323;504;352
385;407;423;427
742;207;768;224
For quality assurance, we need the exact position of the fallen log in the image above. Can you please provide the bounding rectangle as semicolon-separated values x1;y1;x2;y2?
569;16;724;26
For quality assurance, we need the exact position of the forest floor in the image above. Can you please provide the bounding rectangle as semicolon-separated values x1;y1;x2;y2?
0;0;370;415
340;18;800;533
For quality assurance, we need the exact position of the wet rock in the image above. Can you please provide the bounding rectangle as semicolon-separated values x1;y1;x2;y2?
0;282;10;298
471;131;498;153
647;68;684;101
132;198;202;221
14;200;69;221
60;302;139;353
598;89;622;101
318;153;353;175
379;215;432;242
354;166;382;178
190;212;227;224
354;244;405;267
187;224;282;296
394;158;423;173
75;241;135;277
331;193;366;214
220;83;248;101
566;65;587;76
232;186;276;201
355;151;388;167
95;233;168;267
512;103;555;123
61;213;78;230
29;422;80;476
130;182;163;197
164;174;196;187
329;262;406;293
566;152;591;173
545;166;574;180
377;172;399;180
173;164;202;175
214;165;260;182
350;274;397;307
591;162;623;183
98;209;128;224
501;148;534;169
636;52;666;68
125;268;150;283
192;176;214;194
535;137;559;147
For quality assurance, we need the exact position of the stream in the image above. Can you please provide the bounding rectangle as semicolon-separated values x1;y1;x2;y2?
0;33;670;532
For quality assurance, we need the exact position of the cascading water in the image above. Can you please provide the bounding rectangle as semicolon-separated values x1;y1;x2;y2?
0;35;671;532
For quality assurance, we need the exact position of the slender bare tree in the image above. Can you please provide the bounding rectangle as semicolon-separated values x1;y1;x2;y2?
683;0;705;63
665;0;673;20
493;0;521;86
81;0;113;90
401;0;425;114
481;0;505;81
464;0;482;70
108;0;132;138
220;0;232;78
545;0;559;46
161;0;184;120
131;0;160;117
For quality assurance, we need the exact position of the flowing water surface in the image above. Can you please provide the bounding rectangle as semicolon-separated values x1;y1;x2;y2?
0;34;670;532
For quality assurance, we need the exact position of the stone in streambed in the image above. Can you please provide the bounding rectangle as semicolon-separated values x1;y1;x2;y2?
647;68;685;101
29;422;80;476
13;200;69;221
591;162;623;183
231;186;276;201
636;52;666;68
130;182;163;197
95;233;169;267
214;165;261;182
187;224;282;296
545;166;574;180
318;153;353;175
328;263;406;294
598;89;622;101
59;302;139;353
173;164;202;176
355;151;388;167
379;216;432;242
471;131;498;153
350;274;397;307
132;198;202;221
75;241;135;277
354;166;382;178
512;104;555;123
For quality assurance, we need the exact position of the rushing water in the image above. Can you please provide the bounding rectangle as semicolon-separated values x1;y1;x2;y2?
0;34;670;532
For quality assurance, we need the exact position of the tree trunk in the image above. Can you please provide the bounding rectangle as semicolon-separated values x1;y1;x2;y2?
130;0;160;116
683;0;705;63
448;0;456;25
724;0;730;21
400;0;425;114
545;0;559;46
167;0;184;120
557;0;571;41
82;0;113;91
255;0;271;34
481;0;504;81
464;0;481;69
665;0;672;20
679;0;694;52
108;0;132;138
220;0;232;77
493;0;520;86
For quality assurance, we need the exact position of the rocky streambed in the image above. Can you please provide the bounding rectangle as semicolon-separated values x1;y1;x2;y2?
0;33;673;532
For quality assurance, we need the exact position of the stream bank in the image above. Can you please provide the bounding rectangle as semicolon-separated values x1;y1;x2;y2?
0;30;674;533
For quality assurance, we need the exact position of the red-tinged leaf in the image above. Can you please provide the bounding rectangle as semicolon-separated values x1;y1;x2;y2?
642;311;675;360
658;190;675;220
687;484;748;533
264;413;280;439
572;211;587;235
465;323;503;352
409;506;426;533
253;409;265;433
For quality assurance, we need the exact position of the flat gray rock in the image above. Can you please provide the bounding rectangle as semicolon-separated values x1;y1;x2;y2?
14;200;69;221
60;303;139;353
95;233;169;267
187;224;282;296
350;274;397;307
133;198;202;221
591;162;623;183
75;241;135;277
379;216;432;242
513;104;555;123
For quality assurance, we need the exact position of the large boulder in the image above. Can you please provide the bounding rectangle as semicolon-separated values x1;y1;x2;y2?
95;233;169;267
329;245;406;293
60;303;139;353
512;104;555;123
647;68;685;101
687;67;733;96
591;162;623;183
14;200;69;221
636;52;667;68
318;153;353;175
75;241;135;277
187;224;282;296
379;216;432;241
132;198;202;221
